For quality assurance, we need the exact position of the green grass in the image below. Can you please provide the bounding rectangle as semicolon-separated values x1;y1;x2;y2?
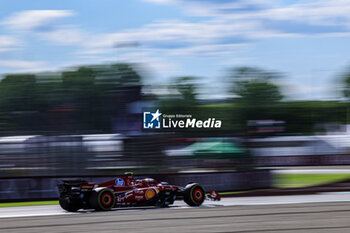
0;200;58;208
218;189;272;195
219;190;252;195
220;173;350;195
274;173;350;188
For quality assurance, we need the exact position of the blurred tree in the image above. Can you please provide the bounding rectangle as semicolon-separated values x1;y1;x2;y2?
93;63;141;90
228;67;283;131
58;64;142;131
0;74;39;131
91;63;142;131
160;76;198;112
0;74;37;111
0;63;143;133
230;67;283;106
339;68;350;124
342;69;350;100
54;67;95;131
63;67;95;89
113;63;141;86
175;77;198;107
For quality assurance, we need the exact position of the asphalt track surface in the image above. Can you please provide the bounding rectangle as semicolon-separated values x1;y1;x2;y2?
2;193;350;232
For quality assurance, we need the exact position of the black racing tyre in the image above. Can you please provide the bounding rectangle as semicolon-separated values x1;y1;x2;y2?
89;188;115;211
59;196;81;212
183;183;205;206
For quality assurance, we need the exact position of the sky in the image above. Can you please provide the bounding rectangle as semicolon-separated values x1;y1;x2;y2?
0;0;350;100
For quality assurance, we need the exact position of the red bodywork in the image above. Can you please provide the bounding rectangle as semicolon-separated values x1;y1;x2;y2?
95;174;180;205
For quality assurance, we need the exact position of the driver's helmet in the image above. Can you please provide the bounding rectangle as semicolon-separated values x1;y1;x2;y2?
124;172;135;185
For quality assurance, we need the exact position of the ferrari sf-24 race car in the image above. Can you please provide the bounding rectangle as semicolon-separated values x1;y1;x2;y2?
57;173;220;211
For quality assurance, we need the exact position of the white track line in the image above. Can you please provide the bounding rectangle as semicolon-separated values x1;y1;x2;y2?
0;205;76;218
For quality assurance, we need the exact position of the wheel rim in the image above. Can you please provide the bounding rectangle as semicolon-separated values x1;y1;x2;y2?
193;188;203;202
101;193;112;206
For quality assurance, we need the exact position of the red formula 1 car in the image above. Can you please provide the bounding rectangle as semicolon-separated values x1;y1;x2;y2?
57;173;220;212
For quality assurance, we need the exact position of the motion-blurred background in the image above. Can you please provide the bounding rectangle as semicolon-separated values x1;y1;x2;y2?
1;0;350;201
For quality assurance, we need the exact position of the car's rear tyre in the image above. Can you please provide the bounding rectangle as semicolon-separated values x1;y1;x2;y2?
183;183;205;206
89;188;115;211
59;196;81;212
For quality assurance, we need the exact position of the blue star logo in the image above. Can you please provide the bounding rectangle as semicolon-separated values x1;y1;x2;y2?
143;109;162;129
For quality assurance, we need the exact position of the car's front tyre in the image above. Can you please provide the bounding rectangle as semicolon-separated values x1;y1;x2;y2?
183;183;205;206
